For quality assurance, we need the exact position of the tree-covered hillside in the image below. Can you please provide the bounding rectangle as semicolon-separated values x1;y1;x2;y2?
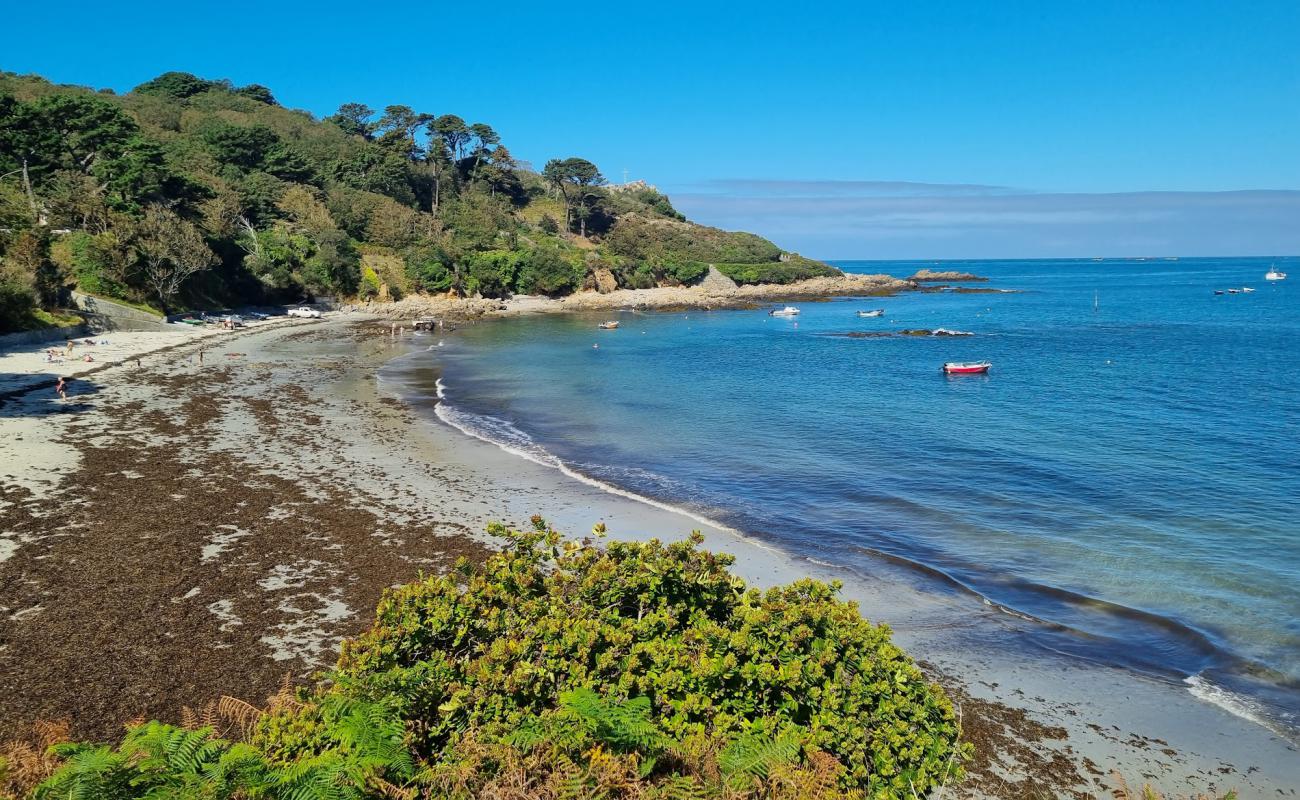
0;70;836;330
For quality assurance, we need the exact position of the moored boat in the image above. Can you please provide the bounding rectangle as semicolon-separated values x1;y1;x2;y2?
942;361;991;375
1265;267;1287;281
769;306;800;317
598;321;620;329
1241;287;1255;292
1227;288;1240;294
857;309;885;317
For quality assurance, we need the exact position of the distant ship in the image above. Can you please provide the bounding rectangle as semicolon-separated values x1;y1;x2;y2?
1265;266;1287;281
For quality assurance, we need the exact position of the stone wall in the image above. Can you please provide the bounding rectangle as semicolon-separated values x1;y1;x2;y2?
70;291;170;332
0;324;88;350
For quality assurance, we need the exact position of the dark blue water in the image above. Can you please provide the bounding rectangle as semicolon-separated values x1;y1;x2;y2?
391;257;1300;734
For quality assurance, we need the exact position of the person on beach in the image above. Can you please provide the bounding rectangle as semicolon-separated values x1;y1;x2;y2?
55;377;67;400
64;339;74;356
199;348;204;365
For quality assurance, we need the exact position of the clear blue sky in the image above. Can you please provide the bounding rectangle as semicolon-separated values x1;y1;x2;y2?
5;0;1298;258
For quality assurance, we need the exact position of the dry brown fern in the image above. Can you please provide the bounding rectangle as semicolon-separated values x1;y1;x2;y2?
0;720;70;798
265;673;303;715
200;699;220;730
217;695;264;737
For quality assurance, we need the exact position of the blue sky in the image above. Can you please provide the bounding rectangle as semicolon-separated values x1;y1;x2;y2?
4;0;1298;258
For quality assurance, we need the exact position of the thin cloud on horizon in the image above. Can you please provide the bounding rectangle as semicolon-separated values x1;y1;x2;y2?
667;184;1300;260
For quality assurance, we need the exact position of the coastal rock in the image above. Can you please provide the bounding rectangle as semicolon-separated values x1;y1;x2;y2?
698;265;739;294
591;267;619;294
900;328;975;336
909;269;989;282
828;328;974;339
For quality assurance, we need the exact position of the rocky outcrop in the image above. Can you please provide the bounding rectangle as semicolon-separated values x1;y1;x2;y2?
908;269;988;282
354;272;913;321
591;267;619;294
699;265;739;294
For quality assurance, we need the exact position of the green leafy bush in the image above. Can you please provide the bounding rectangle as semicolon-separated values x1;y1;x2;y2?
0;278;38;333
515;247;584;296
333;519;967;797
607;215;783;264
464;249;521;297
715;257;840;285
52;231;131;300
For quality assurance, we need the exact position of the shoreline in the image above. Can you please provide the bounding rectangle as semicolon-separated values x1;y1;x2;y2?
1;317;1295;798
349;271;917;322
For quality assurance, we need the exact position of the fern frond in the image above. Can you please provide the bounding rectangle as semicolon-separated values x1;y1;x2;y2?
218;695;265;736
718;729;802;787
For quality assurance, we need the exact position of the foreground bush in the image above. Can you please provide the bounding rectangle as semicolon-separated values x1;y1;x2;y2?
26;519;968;799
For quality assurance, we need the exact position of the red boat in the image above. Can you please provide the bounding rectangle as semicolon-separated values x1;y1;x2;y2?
942;361;991;375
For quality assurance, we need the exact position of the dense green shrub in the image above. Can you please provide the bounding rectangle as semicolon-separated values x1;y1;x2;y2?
464;249;520;297
607;215;782;264
333;519;967;797
515;247;584;296
661;258;709;285
0;278;37;333
716;257;840;285
403;247;455;294
52;231;131;300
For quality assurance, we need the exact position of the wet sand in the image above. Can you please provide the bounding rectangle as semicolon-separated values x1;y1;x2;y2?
1;317;1295;798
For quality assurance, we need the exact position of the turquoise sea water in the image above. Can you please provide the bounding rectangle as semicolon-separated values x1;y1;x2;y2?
386;257;1299;735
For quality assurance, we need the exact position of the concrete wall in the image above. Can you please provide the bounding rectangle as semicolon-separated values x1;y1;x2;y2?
0;324;88;350
70;291;170;332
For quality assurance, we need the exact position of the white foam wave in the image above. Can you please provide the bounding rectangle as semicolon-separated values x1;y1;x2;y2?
432;379;751;538
1184;675;1295;740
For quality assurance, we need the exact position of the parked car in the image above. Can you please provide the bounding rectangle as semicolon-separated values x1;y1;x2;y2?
288;306;322;319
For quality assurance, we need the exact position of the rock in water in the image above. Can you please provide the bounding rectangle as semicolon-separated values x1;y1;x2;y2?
908;268;989;282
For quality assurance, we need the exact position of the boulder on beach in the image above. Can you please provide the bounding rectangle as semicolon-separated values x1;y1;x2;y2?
591;266;619;294
909;268;989;282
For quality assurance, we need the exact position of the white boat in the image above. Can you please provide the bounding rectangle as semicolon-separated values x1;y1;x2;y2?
597;320;620;329
769;306;800;317
857;309;885;318
1265;266;1286;281
1241;287;1255;292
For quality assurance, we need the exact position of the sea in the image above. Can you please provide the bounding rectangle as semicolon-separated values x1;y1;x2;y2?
381;256;1299;738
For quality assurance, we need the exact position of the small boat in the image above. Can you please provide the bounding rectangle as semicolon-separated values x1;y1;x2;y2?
1265;267;1287;281
1227;288;1240;294
769;306;800;317
597;321;620;329
857;309;885;318
1213;290;1224;295
1241;287;1255;292
942;361;991;375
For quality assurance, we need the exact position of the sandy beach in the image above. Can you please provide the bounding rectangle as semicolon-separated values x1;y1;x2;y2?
1;316;1296;798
